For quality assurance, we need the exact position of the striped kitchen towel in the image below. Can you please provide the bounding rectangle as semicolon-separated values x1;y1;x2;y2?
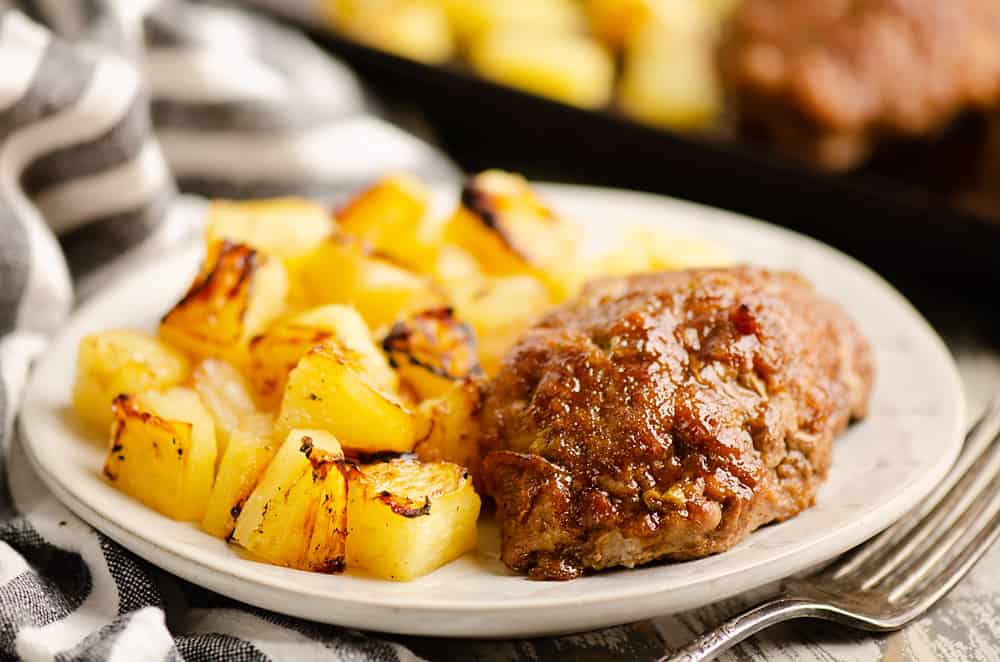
0;1;456;659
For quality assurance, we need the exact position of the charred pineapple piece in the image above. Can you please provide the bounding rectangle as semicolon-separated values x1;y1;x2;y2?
382;308;481;400
414;379;485;483
300;235;445;330
445;170;581;301
160;241;288;368
274;345;416;454
231;429;349;572
336;174;441;272
204;198;333;280
200;413;275;539
346;458;480;580
248;304;397;410
103;388;216;521
73;330;190;434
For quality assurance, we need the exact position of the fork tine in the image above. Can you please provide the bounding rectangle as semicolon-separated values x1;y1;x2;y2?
884;470;1000;601
827;398;1000;583
857;431;1000;590
893;500;1000;622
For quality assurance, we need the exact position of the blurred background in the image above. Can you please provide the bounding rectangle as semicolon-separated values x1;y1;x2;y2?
244;0;1000;300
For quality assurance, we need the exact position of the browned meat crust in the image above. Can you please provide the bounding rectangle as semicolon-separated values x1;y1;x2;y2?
481;267;873;580
719;0;1000;169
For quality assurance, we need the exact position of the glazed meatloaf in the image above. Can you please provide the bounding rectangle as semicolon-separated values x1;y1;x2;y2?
481;266;873;580
720;0;1000;169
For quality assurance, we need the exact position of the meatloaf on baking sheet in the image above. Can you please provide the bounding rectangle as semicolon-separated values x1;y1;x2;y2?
719;0;1000;169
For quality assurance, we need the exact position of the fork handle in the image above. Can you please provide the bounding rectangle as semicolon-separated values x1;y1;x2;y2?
658;597;823;662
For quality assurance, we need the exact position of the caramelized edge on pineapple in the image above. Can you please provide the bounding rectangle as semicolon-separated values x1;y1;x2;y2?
104;394;187;481
459;170;561;266
161;241;259;345
382;307;482;381
353;458;472;519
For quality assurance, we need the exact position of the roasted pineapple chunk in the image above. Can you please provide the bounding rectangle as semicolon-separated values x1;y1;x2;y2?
191;358;260;459
334;0;455;63
429;244;484;292
585;0;654;51
454;275;553;376
593;225;732;277
200;413;275;539
469;30;613;110
440;0;584;42
205;198;333;276
300;235;445;330
248;304;397;410
274;345;416;453
103;388;216;521
445;170;581;301
587;0;714;51
231;429;349;572
160;241;288;368
383;308;481;400
620;34;721;131
336;174;440;271
414;379;485;481
73;330;190;434
346;459;480;580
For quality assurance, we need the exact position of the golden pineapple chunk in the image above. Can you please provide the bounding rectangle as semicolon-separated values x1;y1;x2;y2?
445;170;582;301
439;0;584;42
274;345;416;454
429;245;484;292
346;459;480;580
469;29;613;109
454;275;553;376
336;0;455;63
200;413;276;539
103;388;216;521
619;35;721;131
382;308;481;400
585;0;654;51
414;379;485;484
160;241;288;368
231;429;349;572
248;304;397;410
205;198;334;276
300;235;445;330
335;174;440;271
592;225;732;277
73;330;190;434
191;358;260;459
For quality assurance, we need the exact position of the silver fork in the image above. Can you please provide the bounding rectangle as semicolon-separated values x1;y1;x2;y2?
661;397;1000;662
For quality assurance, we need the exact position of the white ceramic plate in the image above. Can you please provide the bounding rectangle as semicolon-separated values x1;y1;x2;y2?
20;184;964;638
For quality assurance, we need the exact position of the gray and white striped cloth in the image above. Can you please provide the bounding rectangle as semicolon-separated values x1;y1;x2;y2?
0;1;457;659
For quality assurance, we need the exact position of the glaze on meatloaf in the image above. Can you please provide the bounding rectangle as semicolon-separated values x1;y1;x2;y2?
481;266;873;580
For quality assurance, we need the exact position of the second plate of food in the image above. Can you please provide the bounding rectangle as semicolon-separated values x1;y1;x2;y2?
19;181;963;638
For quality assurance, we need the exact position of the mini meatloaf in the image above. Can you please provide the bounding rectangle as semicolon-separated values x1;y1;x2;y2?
719;0;1000;169
481;266;873;580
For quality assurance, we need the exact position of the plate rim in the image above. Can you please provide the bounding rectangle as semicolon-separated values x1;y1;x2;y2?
18;182;966;635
